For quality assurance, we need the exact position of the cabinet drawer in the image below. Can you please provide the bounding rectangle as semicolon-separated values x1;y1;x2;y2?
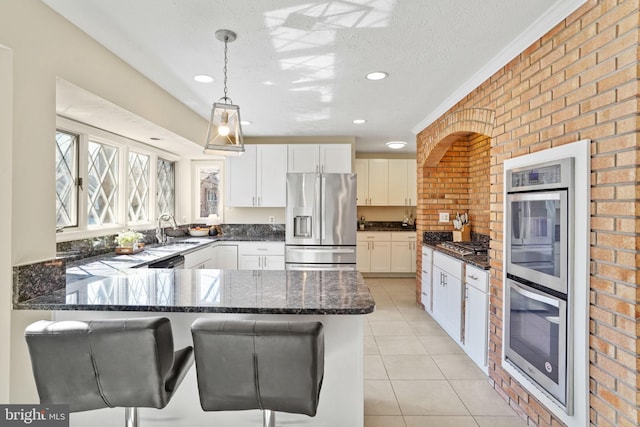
465;264;488;292
390;232;417;242
237;242;285;256
433;251;463;279
422;246;433;262
356;232;391;242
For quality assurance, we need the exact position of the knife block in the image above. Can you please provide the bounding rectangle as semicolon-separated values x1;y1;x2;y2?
452;226;470;242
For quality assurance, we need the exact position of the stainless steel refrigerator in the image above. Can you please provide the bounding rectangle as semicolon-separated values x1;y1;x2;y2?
285;173;357;271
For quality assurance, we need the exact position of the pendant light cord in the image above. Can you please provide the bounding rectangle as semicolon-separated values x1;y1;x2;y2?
222;36;229;103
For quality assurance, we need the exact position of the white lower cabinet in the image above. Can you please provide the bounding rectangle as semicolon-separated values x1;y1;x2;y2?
421;246;433;314
356;232;391;273
357;231;417;273
237;242;285;271
390;232;417;273
432;252;464;343
463;264;489;371
211;245;238;270
183;245;215;269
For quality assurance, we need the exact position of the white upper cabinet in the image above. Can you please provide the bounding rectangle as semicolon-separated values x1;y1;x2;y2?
288;144;352;173
226;144;287;207
356;158;416;206
388;159;417;206
356;159;388;206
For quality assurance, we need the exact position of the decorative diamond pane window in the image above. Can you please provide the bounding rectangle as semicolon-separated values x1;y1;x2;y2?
157;158;175;216
200;166;221;217
128;152;150;222
55;130;78;228
87;141;119;225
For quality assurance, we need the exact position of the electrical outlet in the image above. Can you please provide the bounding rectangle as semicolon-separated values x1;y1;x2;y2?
268;216;275;224
439;212;449;223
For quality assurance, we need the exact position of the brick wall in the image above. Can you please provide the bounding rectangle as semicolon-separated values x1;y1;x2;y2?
419;134;490;235
416;1;639;425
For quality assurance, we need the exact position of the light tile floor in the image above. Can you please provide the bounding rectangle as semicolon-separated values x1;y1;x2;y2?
364;277;527;427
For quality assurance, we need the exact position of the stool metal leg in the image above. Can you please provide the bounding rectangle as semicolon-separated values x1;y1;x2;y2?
125;407;138;427
263;409;275;427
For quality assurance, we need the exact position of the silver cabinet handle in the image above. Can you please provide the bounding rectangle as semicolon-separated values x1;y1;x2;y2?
469;275;478;280
258;196;261;206
264;256;268;269
252;196;256;207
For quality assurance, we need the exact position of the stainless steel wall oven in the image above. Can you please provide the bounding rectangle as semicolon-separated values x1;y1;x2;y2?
504;158;573;414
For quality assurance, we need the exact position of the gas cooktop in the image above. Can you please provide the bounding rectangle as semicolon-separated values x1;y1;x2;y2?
437;241;489;256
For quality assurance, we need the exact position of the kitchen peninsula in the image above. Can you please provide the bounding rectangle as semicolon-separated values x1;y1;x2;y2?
15;267;374;427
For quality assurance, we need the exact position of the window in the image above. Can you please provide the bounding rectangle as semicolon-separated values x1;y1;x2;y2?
157;158;175;216
87;140;119;225
199;165;222;218
193;161;223;220
128;151;150;223
55;130;79;228
55;118;180;238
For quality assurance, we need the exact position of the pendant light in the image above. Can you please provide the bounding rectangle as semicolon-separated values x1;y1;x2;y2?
203;29;245;156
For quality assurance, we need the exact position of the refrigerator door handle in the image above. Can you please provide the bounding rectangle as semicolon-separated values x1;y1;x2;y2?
320;174;326;242
287;248;355;254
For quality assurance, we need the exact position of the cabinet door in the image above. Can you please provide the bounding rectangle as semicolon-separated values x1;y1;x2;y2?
464;284;488;369
432;265;463;343
263;255;285;270
387;159;409;206
407;160;417;206
390;241;412;272
369;241;391;273
212;245;238;269
320;144;352;173
367;159;388;205
238;254;262;270
432;266;447;325
444;273;463;343
257;144;287;207
355;159;369;206
225;145;257;207
356;241;371;272
287;144;320;173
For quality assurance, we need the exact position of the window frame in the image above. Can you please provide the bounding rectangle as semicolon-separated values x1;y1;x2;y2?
56;117;180;242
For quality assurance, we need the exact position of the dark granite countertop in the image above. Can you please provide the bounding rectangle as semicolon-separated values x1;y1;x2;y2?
358;221;416;232
15;269;375;315
64;236;283;273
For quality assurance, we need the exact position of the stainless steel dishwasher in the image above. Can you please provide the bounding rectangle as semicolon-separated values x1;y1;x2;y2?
148;255;185;269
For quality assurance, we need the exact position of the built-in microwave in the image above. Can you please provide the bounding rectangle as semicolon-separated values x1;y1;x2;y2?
506;158;573;294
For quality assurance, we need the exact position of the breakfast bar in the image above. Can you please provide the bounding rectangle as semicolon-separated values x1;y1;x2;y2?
16;269;375;427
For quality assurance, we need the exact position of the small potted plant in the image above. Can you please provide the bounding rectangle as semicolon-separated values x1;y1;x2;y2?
114;230;144;254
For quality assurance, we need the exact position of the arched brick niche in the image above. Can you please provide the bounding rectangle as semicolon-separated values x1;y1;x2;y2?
419;108;496;167
416;108;495;234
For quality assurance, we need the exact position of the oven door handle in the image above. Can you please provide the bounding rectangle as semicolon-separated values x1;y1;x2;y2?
511;281;560;308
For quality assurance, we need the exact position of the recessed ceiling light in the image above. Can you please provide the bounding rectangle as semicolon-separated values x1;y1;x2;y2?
385;141;407;149
194;74;214;83
366;71;388;81
353;119;367;124
241;120;252;126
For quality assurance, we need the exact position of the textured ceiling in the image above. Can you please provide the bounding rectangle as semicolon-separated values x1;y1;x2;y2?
44;0;581;155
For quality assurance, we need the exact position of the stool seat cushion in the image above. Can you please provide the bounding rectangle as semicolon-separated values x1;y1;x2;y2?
191;319;324;417
25;317;193;413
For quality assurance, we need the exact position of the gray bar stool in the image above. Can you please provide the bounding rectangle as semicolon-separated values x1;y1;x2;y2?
25;317;194;427
191;319;324;427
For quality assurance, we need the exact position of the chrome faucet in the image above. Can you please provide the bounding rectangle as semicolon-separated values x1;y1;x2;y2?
156;213;178;244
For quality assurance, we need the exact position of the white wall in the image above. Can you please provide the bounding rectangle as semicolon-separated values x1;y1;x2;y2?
0;44;12;404
0;0;209;403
